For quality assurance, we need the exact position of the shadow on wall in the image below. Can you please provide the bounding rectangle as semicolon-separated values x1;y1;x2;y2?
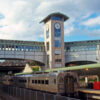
65;61;97;67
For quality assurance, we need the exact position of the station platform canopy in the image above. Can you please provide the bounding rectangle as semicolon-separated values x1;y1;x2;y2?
45;63;100;76
15;63;100;76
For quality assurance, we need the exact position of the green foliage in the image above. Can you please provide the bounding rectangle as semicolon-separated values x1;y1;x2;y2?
79;76;98;83
79;77;85;82
32;66;40;71
29;61;42;66
88;78;97;82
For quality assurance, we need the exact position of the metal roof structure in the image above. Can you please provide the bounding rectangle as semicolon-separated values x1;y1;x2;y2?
40;12;69;23
0;39;44;46
65;39;100;46
45;63;100;72
15;63;100;76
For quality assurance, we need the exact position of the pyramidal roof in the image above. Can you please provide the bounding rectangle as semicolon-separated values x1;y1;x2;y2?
40;12;69;23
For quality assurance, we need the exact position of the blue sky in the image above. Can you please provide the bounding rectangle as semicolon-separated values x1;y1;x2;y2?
0;0;100;42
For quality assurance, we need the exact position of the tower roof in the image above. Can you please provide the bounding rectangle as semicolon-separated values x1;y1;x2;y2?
40;12;69;23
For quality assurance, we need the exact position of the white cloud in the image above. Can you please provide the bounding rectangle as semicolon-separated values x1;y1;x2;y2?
64;17;75;36
88;29;100;37
0;0;99;41
0;0;43;41
65;27;74;36
81;13;92;19
82;16;100;26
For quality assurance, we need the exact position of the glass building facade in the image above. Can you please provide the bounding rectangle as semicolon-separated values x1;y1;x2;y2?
0;39;98;53
65;41;98;52
0;40;44;52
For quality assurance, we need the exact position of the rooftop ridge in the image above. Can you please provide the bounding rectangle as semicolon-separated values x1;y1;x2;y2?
40;12;69;23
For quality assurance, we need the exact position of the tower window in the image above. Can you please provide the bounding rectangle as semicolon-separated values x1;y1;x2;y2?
54;26;61;37
52;16;62;21
47;55;49;68
55;40;61;48
47;42;49;51
55;59;62;62
46;30;49;38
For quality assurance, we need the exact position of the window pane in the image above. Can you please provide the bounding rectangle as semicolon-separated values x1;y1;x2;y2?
42;80;44;84
46;30;49;38
55;40;61;48
52;16;62;21
47;42;49;51
55;59;62;62
54;28;61;37
35;80;37;84
38;80;40;84
45;80;49;84
32;80;34;83
47;55;49;68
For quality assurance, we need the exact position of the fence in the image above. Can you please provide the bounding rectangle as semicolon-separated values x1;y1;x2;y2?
1;84;80;100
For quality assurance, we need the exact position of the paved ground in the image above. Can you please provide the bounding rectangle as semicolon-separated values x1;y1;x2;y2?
0;89;20;100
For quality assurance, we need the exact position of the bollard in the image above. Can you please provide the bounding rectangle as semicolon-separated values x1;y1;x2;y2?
10;86;11;95
13;87;14;96
20;88;24;100
29;90;32;100
11;86;13;96
9;86;11;95
54;95;56;100
17;87;20;97
16;87;17;97
8;86;9;95
24;88;26;100
10;86;11;96
20;88;22;98
31;90;36;100
13;87;16;96
25;89;30;100
56;95;69;100
45;93;54;100
43;93;45;100
36;91;37;100
37;91;44;100
6;86;8;93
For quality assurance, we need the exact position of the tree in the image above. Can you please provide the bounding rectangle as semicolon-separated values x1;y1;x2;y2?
32;66;40;71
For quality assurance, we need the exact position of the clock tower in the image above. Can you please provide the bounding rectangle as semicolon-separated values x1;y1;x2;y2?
40;12;69;69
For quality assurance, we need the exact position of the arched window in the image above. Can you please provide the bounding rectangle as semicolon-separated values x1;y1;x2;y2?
54;27;61;37
46;29;49;38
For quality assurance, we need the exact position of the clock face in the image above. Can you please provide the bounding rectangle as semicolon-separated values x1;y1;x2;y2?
55;23;61;29
46;24;49;31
